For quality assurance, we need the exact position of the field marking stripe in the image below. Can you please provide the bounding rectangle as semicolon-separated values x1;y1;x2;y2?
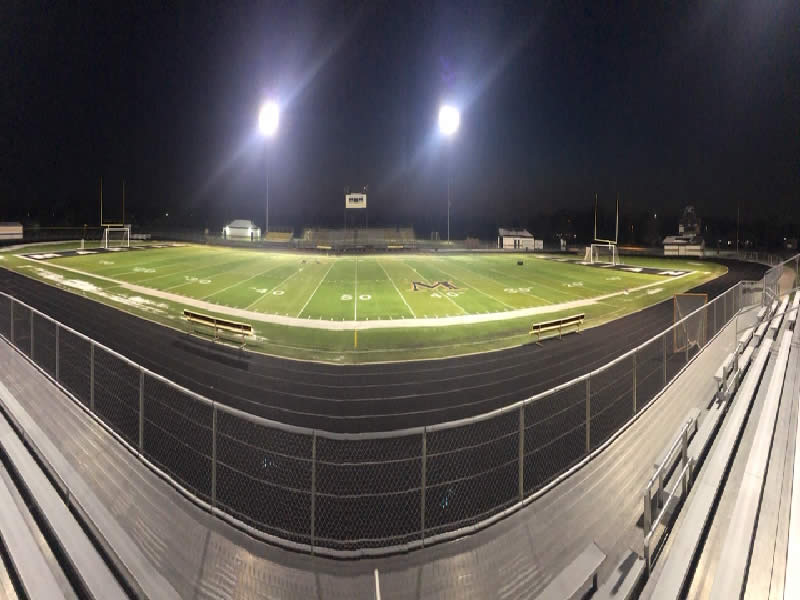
430;259;516;309
202;261;284;300
296;261;334;317
377;259;416;318
354;256;358;321
245;266;304;310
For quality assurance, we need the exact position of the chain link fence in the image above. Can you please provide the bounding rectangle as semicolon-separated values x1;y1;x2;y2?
0;258;793;556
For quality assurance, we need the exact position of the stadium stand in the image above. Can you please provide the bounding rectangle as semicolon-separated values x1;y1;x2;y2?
0;411;128;598
300;227;416;250
708;329;793;599
536;542;605;600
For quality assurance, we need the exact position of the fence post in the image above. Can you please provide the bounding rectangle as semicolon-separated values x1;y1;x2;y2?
29;309;34;358
421;428;427;545
632;351;637;414
211;404;217;508
89;342;95;411
518;404;524;500
138;369;144;450
9;300;13;342
310;431;317;552
585;377;591;453
663;334;667;386
55;324;59;382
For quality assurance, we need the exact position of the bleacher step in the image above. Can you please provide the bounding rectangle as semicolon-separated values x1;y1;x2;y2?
591;550;645;600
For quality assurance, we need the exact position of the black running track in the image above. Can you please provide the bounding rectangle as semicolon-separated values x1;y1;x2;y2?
0;259;767;433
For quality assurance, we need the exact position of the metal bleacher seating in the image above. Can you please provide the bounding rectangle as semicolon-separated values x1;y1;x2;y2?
649;337;773;598
709;329;794;599
536;542;605;600
0;398;128;598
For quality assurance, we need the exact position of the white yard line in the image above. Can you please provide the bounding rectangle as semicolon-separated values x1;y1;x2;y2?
203;262;283;300
430;259;516;309
296;261;334;317
377;259;416;318
245;267;304;310
19;256;692;331
354;257;359;321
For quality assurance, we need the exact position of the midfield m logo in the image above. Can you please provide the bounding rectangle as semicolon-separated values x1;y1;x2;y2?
412;280;458;291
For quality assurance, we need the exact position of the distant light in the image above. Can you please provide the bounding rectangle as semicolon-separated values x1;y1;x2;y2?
438;105;460;136
165;212;169;217
654;213;657;219
258;100;279;137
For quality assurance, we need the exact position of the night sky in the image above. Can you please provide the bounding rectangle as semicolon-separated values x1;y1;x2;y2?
2;1;798;236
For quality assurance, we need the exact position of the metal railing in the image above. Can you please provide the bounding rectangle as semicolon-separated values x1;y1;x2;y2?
0;258;797;557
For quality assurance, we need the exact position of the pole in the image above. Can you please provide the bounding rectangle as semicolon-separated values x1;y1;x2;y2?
265;151;269;235
446;154;451;242
122;179;125;225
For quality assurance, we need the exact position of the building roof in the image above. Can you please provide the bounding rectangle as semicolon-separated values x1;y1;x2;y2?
498;228;533;238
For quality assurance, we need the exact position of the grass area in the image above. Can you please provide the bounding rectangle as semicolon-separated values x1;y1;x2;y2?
0;242;726;363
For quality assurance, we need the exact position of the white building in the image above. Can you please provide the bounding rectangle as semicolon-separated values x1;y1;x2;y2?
223;220;261;241
663;206;705;257
498;228;540;250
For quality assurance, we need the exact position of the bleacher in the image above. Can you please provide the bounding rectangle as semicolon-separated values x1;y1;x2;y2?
642;289;800;598
300;227;416;250
264;231;293;243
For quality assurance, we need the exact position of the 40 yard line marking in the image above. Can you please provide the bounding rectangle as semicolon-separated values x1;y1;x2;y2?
244;266;304;310
202;261;284;300
296;261;334;317
377;259;416;318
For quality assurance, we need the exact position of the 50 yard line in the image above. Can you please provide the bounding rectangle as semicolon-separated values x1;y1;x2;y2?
354;256;358;321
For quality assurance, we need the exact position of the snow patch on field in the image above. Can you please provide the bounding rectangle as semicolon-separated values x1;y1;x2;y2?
133;267;156;273
32;268;169;314
100;260;114;265
646;288;664;295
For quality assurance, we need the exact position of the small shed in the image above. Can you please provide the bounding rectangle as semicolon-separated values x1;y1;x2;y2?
498;228;538;250
223;219;261;241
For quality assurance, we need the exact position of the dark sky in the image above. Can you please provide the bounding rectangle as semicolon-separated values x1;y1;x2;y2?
2;1;799;233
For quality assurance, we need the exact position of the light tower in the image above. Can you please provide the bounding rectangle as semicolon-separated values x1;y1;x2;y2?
258;100;279;235
438;104;460;242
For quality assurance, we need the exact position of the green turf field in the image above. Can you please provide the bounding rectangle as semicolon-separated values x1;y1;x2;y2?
1;243;726;362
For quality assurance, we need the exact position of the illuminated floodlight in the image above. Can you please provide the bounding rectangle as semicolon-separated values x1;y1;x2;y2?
438;105;460;136
258;100;279;137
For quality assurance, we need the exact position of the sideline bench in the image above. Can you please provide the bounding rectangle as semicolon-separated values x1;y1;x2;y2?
183;309;253;346
530;314;584;344
536;542;605;600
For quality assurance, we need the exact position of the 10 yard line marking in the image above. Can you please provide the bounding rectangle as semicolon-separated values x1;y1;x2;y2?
296;261;334;317
377;259;416;318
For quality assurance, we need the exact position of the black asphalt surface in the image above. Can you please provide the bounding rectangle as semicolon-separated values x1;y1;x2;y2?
0;259;767;433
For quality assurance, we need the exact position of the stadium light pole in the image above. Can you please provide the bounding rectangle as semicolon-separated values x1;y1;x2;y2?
438;104;460;242
258;100;279;235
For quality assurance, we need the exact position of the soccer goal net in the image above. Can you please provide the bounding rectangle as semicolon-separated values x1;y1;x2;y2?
673;293;708;353
584;243;619;265
102;227;130;249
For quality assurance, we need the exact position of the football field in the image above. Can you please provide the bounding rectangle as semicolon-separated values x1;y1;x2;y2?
3;243;726;362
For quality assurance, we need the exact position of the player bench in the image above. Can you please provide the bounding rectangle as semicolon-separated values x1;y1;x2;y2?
529;314;584;344
183;309;252;346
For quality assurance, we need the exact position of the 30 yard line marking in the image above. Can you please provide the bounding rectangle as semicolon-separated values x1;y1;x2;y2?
296;261;334;317
377;259;416;318
202;261;284;300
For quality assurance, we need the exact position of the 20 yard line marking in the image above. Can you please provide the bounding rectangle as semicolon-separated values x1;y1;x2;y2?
354;256;359;321
377;259;416;318
296;261;334;317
